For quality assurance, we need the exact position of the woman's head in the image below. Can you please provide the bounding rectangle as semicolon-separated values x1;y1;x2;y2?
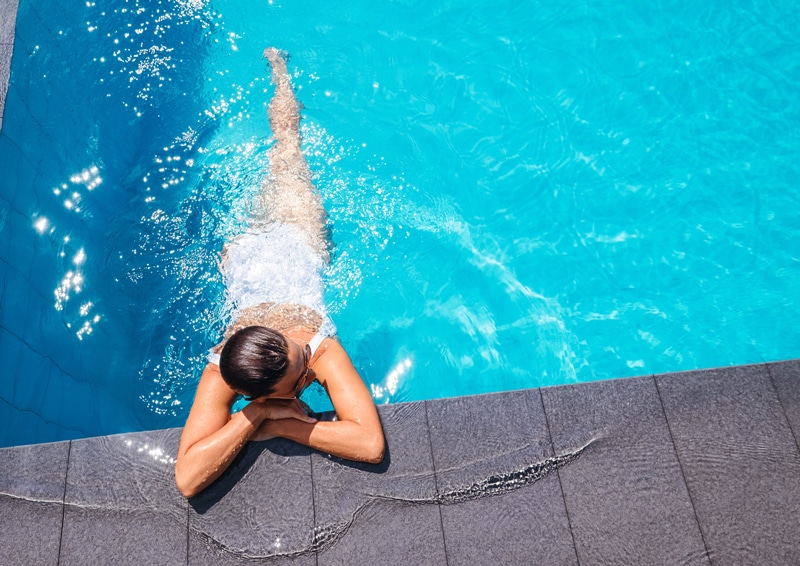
219;326;290;398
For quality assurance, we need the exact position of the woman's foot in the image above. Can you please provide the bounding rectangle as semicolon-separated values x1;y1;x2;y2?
263;47;290;84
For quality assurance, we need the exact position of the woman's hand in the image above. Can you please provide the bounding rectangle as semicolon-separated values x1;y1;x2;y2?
247;339;385;464
248;398;318;441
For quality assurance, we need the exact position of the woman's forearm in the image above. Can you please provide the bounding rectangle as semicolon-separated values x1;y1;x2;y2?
258;417;385;464
175;405;267;498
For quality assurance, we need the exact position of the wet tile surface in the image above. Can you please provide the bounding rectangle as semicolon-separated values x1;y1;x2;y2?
0;0;17;130
1;360;799;565
188;438;316;566
0;42;11;128
0;0;18;39
769;359;800;448
313;402;447;566
427;390;577;566
59;429;187;566
656;364;800;565
0;441;68;566
542;376;710;566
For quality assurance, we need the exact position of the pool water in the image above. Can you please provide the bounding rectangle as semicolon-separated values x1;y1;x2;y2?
1;0;798;447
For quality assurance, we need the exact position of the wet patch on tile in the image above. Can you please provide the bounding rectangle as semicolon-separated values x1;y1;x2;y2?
313;402;447;565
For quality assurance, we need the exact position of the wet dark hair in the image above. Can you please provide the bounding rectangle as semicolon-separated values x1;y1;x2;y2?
219;326;289;398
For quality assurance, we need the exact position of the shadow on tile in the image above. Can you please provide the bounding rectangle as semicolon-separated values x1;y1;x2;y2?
303;410;393;476
189;438;314;514
188;438;316;563
188;408;397;563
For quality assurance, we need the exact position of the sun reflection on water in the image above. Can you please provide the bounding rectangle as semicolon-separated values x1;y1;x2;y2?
33;164;109;341
371;357;412;401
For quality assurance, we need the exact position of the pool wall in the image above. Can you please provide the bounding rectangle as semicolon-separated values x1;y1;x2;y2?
1;361;798;564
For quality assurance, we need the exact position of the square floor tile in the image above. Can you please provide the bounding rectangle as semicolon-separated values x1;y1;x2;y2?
0;41;14;127
0;440;68;565
656;364;800;565
60;429;187;566
313;402;447;565
543;376;709;565
768;359;800;446
427;390;577;566
0;0;19;43
188;437;316;565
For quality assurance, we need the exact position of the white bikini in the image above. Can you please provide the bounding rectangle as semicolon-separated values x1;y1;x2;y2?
208;222;335;366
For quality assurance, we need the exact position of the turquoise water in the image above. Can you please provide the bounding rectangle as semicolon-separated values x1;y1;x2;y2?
1;0;798;447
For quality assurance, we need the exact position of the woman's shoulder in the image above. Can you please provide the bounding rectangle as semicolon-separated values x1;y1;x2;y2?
196;362;238;405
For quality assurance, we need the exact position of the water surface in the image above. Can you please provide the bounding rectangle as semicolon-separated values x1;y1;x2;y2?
1;0;798;446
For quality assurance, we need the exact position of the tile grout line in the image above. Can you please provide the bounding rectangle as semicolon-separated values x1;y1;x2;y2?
56;440;71;566
308;452;319;566
764;362;800;459
423;400;450;566
536;388;581;566
651;374;712;565
184;492;190;566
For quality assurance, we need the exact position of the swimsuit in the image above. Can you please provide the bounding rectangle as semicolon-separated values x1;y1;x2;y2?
208;222;335;365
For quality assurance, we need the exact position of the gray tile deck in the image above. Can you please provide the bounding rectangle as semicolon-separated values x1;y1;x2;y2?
0;360;798;565
427;390;576;566
656;364;800;565
769;359;800;451
188;438;315;565
312;401;446;566
59;429;188;566
0;0;18;132
0;440;68;566
543;375;709;565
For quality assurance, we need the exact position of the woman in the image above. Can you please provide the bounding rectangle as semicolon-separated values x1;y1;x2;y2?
175;49;385;499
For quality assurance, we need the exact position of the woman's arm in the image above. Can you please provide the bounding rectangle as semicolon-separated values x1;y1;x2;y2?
252;339;385;463
174;364;316;498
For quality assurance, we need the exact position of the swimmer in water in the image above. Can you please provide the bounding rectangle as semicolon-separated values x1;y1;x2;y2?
175;49;385;498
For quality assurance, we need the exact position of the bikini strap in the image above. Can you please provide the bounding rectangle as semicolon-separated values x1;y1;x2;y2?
309;330;326;356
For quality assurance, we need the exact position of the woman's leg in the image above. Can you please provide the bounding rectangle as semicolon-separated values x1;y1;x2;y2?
258;48;329;261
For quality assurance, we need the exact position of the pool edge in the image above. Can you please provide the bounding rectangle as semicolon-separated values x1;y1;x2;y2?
0;0;20;135
1;359;798;564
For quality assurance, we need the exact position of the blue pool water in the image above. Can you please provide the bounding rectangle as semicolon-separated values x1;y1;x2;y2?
1;0;798;447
